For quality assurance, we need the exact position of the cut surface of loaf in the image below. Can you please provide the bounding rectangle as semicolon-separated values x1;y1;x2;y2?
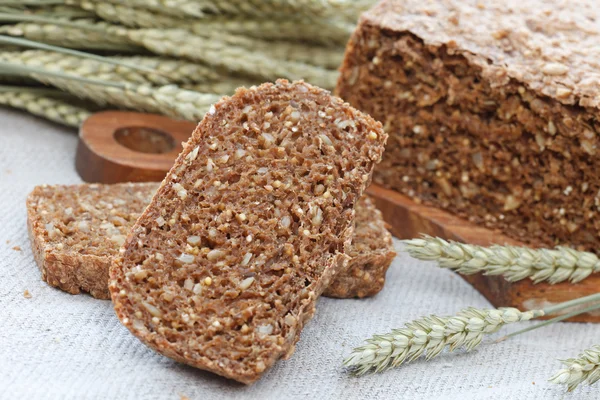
324;196;395;298
337;0;600;252
27;182;395;300
26;182;157;299
109;80;387;383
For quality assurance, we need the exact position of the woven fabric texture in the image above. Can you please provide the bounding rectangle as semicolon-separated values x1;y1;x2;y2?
0;109;598;400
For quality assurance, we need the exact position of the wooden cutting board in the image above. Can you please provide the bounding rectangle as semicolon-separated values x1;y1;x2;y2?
76;111;600;322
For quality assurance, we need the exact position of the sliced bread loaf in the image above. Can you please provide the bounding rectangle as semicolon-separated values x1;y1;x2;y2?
27;182;394;300
337;0;600;251
109;80;387;383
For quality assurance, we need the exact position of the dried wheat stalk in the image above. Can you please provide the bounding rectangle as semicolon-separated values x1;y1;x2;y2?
0;87;93;127
0;20;141;51
403;235;600;284
0;50;235;86
344;307;543;375
127;29;339;89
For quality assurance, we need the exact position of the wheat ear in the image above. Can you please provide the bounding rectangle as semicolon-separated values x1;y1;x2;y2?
403;235;600;284
75;0;211;18
188;30;345;70
0;20;141;52
0;61;220;121
69;2;354;45
0;50;234;86
550;345;600;392
344;307;543;375
189;16;354;45
0;87;93;127
70;1;186;29
127;29;339;89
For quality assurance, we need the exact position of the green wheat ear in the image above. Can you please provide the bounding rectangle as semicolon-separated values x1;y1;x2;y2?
550;345;600;392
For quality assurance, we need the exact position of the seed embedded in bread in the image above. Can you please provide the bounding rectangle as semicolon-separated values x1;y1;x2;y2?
109;80;387;383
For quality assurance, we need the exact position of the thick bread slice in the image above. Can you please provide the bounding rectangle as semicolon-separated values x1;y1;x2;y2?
109;80;387;383
323;196;395;298
26;182;157;299
27;183;395;299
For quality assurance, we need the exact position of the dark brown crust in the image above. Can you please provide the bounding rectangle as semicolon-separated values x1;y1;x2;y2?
324;196;396;298
359;0;600;108
337;1;600;252
109;80;387;384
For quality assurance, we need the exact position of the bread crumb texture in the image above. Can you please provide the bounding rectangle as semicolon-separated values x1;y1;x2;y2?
109;80;387;383
337;0;600;252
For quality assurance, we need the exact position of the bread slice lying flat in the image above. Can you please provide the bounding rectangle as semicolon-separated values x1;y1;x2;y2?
26;182;156;299
109;80;387;383
27;182;394;300
324;196;395;298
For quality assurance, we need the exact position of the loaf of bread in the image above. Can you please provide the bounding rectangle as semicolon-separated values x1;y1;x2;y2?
109;80;387;383
27;182;394;300
337;0;600;251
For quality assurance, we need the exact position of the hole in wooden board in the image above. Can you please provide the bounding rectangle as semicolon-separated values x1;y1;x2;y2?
114;126;176;154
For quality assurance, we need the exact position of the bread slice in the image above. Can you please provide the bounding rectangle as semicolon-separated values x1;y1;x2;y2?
27;182;395;300
26;182;158;299
109;80;387;383
323;196;395;298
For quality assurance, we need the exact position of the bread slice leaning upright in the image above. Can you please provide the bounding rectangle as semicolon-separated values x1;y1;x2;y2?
109;80;387;384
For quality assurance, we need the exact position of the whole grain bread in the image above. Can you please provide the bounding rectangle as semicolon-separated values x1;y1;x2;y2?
27;182;395;300
109;80;387;383
337;0;600;252
26;182;157;299
324;196;395;298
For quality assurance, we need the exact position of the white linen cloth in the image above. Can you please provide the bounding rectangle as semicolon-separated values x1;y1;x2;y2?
1;108;598;400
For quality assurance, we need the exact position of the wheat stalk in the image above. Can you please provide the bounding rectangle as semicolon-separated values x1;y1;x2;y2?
127;29;339;89
0;36;158;74
344;307;543;375
0;50;235;87
69;1;354;45
550;345;600;392
85;0;211;18
21;5;94;19
0;87;93;127
403;235;600;284
0;20;141;52
188;30;344;69
195;0;369;19
0;14;343;72
39;77;219;121
189;16;354;45
71;1;185;28
0;61;220;121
